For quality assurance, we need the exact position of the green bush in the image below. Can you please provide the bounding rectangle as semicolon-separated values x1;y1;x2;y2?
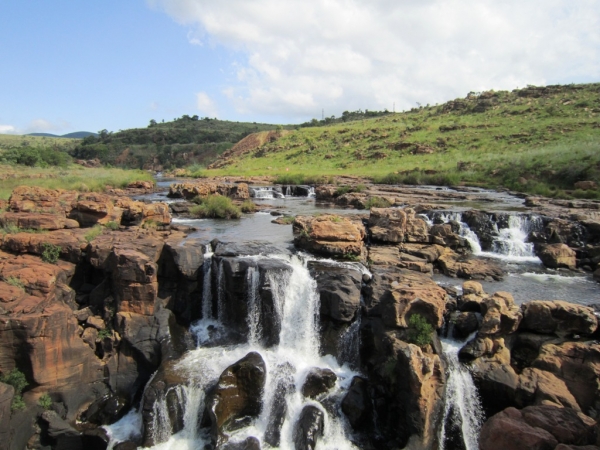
41;243;61;263
189;195;241;219
0;147;71;167
38;394;52;410
0;368;28;410
240;200;256;213
97;328;112;340
363;196;391;209
407;314;434;346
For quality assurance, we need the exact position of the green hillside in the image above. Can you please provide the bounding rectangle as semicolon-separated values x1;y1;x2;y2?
71;115;289;170
209;83;600;199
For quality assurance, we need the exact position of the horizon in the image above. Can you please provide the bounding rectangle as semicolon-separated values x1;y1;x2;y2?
1;0;599;135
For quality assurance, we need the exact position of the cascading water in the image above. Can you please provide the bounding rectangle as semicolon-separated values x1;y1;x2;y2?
439;336;484;450
435;212;482;254
137;254;359;450
286;186;292;197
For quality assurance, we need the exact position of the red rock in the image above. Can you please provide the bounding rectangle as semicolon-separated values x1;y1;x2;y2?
521;301;598;336
8;186;77;214
127;180;154;190
1;229;88;263
293;215;365;258
537;243;577;270
0;212;79;230
70;193;123;226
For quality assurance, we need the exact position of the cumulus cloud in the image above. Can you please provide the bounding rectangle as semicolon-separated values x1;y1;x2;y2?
0;125;17;134
150;0;600;119
196;91;218;117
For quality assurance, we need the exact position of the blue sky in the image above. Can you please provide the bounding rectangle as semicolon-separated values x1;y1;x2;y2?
1;0;599;135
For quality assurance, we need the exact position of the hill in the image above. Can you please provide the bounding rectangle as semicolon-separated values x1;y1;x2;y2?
70;115;289;170
207;83;600;199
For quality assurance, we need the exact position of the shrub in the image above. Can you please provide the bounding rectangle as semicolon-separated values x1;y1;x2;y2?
104;221;120;230
0;368;28;411
189;195;241;219
277;215;296;224
84;225;103;242
240;200;256;213
38;394;52;410
142;219;158;230
363;196;391;209
407;314;434;346
335;186;351;196
98;328;112;340
41;243;61;264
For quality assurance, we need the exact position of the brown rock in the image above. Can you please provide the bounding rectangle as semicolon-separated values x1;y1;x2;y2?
293;215;365;258
301;368;337;399
0;383;14;444
402;243;445;263
369;208;407;243
86;315;106;330
69;193;123;226
0;212;79;230
438;248;504;280
81;327;98;349
368;246;399;266
537;243;577;269
480;291;522;336
520;405;597;446
381;269;447;329
463;280;485;295
168;181;249;200
517;368;580;410
479;407;558;450
127;180;153;190
1;229;87;263
520;300;598;336
8;186;77;214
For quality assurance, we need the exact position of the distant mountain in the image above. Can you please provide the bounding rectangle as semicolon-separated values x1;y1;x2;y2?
27;131;98;139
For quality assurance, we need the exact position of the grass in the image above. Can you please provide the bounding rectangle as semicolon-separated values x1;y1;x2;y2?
363;197;392;209
189;195;242;219
38;394;52;410
277;215;296;224
84;225;103;242
0;164;153;200
104;221;120;230
0;134;78;151
197;83;600;198
4;276;25;290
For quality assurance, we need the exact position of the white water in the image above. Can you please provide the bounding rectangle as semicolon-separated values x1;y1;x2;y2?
143;254;358;449
438;212;541;263
439;337;483;450
252;187;285;199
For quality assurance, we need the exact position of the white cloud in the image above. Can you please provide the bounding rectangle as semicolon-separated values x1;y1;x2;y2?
150;0;600;119
0;125;17;134
24;118;71;134
196;91;218;117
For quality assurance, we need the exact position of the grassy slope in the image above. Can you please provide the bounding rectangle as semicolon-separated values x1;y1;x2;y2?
71;116;290;170
209;84;600;198
0;134;79;151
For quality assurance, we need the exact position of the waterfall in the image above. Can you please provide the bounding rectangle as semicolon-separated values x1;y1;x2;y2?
307;187;315;197
216;259;225;321
201;251;213;320
138;254;359;450
439;337;483;450
488;215;541;262
286;186;292;197
246;265;262;345
338;309;361;369
434;212;541;263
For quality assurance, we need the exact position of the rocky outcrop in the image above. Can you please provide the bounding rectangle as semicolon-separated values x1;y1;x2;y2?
168;181;249;200
293;405;325;450
293;215;365;258
438;248;504;280
308;261;362;322
0;383;14;445
301;368;337;399
0;212;79;230
369;208;408;243
520;301;598;336
479;292;522;336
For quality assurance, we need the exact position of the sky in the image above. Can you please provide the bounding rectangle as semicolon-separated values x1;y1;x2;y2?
0;0;599;135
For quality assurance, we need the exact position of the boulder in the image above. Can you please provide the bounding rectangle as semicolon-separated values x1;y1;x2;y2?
308;261;362;322
367;245;400;266
452;312;481;339
168;181;249;200
1;229;88;263
341;377;370;431
479;407;558;450
479;291;522;336
293;215;365;258
380;269;447;329
438;248;504;280
207;352;266;446
221;437;261;450
301;368;337;399
462;210;497;250
517;367;581;410
69;192;123;226
369;208;407;243
293;405;324;450
402;243;445;263
520;301;598;336
536;243;577;269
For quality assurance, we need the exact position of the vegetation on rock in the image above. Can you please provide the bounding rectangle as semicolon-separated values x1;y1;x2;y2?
407;313;434;347
189;195;242;219
0;368;28;411
41;242;61;264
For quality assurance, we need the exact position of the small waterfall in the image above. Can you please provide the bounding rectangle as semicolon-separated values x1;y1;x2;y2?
439;337;483;450
435;212;482;254
489;215;541;261
201;251;213;320
338;313;361;369
307;186;315;197
217;259;225;321
285;186;292;197
246;265;262;345
150;386;186;445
